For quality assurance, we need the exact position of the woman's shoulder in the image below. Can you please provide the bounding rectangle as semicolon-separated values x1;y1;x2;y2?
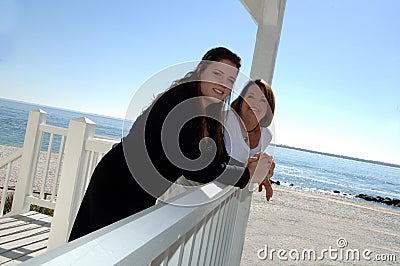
159;83;191;101
261;127;272;138
149;84;193;112
225;109;241;125
260;127;273;147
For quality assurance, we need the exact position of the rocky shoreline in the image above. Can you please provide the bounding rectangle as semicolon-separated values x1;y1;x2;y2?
270;179;400;208
353;193;400;207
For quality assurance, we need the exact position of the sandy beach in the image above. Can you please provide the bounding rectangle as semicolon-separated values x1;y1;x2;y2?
0;144;60;197
0;144;22;191
241;187;400;265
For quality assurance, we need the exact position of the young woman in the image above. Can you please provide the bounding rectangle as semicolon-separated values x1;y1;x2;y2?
69;47;272;241
224;79;276;201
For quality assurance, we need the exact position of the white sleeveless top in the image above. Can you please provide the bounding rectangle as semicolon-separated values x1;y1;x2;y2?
223;110;272;163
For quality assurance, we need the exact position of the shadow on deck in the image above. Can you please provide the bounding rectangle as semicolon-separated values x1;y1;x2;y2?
0;211;52;265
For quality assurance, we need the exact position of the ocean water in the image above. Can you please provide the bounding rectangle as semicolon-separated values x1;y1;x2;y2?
274;147;400;203
1;98;399;210
0;98;125;149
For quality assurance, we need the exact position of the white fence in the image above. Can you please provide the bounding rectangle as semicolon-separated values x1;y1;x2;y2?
10;110;68;214
0;109;253;265
0;110;119;247
0;110;69;216
22;182;252;266
0;149;22;215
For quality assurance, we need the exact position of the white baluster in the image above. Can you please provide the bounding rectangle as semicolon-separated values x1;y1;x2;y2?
47;117;95;250
11;109;47;215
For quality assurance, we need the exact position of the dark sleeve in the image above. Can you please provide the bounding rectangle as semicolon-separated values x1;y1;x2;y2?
180;148;250;189
211;162;250;189
221;155;250;189
144;87;250;189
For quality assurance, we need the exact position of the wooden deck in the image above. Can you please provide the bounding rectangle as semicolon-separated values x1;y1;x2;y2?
0;211;52;265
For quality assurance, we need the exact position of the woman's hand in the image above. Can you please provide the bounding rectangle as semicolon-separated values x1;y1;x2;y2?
266;157;275;180
246;152;274;184
258;179;273;201
259;155;275;201
247;153;275;201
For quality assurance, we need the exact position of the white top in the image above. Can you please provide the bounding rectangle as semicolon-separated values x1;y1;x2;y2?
223;110;272;163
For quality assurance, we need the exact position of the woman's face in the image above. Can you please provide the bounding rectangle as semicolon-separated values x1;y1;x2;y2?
199;59;239;102
240;84;268;122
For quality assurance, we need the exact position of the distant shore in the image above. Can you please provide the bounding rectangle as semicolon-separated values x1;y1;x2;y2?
275;144;400;169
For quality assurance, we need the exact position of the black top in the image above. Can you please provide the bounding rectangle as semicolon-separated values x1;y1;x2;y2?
69;84;250;241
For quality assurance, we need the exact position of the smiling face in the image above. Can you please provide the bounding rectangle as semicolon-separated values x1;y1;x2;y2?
198;59;239;103
240;84;268;123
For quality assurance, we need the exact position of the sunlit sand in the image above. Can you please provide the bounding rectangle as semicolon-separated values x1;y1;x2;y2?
242;187;400;265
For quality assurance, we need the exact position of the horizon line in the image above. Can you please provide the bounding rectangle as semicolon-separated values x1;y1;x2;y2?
1;97;398;167
273;144;400;169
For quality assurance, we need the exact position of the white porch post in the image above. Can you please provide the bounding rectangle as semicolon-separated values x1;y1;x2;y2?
241;0;286;83
10;109;47;215
47;117;96;250
229;0;286;264
228;187;253;265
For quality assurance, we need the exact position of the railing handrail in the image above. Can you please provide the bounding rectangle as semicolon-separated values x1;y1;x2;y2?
22;182;246;265
0;150;23;216
93;134;120;141
0;150;23;169
39;124;68;137
85;137;119;154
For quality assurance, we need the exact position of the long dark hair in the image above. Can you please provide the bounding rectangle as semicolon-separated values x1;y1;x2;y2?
231;79;275;127
171;47;241;158
171;47;241;93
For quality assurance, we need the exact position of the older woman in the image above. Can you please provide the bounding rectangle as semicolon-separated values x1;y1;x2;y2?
224;79;276;201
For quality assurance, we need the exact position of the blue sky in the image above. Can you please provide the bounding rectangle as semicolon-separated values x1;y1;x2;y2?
1;0;399;164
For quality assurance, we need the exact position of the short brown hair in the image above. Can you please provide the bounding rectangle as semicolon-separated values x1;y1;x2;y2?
231;79;275;127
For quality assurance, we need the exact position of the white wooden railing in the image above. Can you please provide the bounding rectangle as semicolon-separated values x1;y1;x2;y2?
0;109;118;248
1;110;68;216
45;116;119;249
22;182;253;266
0;149;22;216
0;109;253;265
